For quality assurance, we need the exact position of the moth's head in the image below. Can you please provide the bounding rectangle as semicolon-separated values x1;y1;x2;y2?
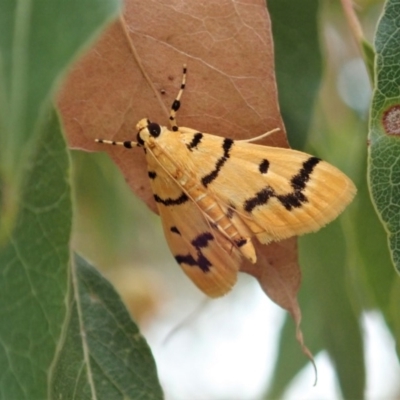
136;118;166;146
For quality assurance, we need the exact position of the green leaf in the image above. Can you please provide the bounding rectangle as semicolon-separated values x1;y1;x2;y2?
368;0;400;274
350;148;397;323
268;0;322;150
0;108;71;400
300;222;365;399
0;107;163;398
50;254;164;400
0;0;121;232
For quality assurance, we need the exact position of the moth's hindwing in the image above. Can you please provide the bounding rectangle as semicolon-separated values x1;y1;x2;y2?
147;149;241;298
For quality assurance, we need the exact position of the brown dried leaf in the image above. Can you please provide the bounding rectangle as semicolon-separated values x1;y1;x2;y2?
241;240;300;313
59;0;309;354
59;0;288;211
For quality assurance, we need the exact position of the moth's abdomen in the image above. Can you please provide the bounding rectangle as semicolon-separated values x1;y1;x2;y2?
184;182;256;263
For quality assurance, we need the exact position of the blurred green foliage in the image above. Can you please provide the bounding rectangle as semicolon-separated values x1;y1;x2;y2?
0;1;163;398
267;0;400;398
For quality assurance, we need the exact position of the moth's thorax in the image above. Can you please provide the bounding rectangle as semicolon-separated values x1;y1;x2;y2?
142;126;195;185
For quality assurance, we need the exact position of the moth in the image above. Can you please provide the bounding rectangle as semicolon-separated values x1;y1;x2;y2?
95;65;356;298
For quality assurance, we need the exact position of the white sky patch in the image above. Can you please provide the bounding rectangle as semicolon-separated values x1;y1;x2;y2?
144;273;400;400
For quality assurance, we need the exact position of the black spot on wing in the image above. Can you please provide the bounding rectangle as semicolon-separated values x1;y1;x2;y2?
277;191;308;210
148;171;157;180
170;226;181;235
196;253;212;272
187;133;203;151
201;138;234;187
175;232;214;273
244;187;274;213
259;159;270;174
175;254;196;267
154;192;189;206
175;253;212;273
291;157;320;190
191;232;213;248
244;156;321;212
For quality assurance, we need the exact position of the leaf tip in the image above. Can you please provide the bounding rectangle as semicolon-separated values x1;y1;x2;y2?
295;320;318;386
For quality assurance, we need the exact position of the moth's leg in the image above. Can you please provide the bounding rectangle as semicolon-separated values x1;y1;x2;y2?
169;64;187;132
95;139;138;149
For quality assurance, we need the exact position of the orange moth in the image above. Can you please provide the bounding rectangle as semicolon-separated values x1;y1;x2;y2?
96;65;356;298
